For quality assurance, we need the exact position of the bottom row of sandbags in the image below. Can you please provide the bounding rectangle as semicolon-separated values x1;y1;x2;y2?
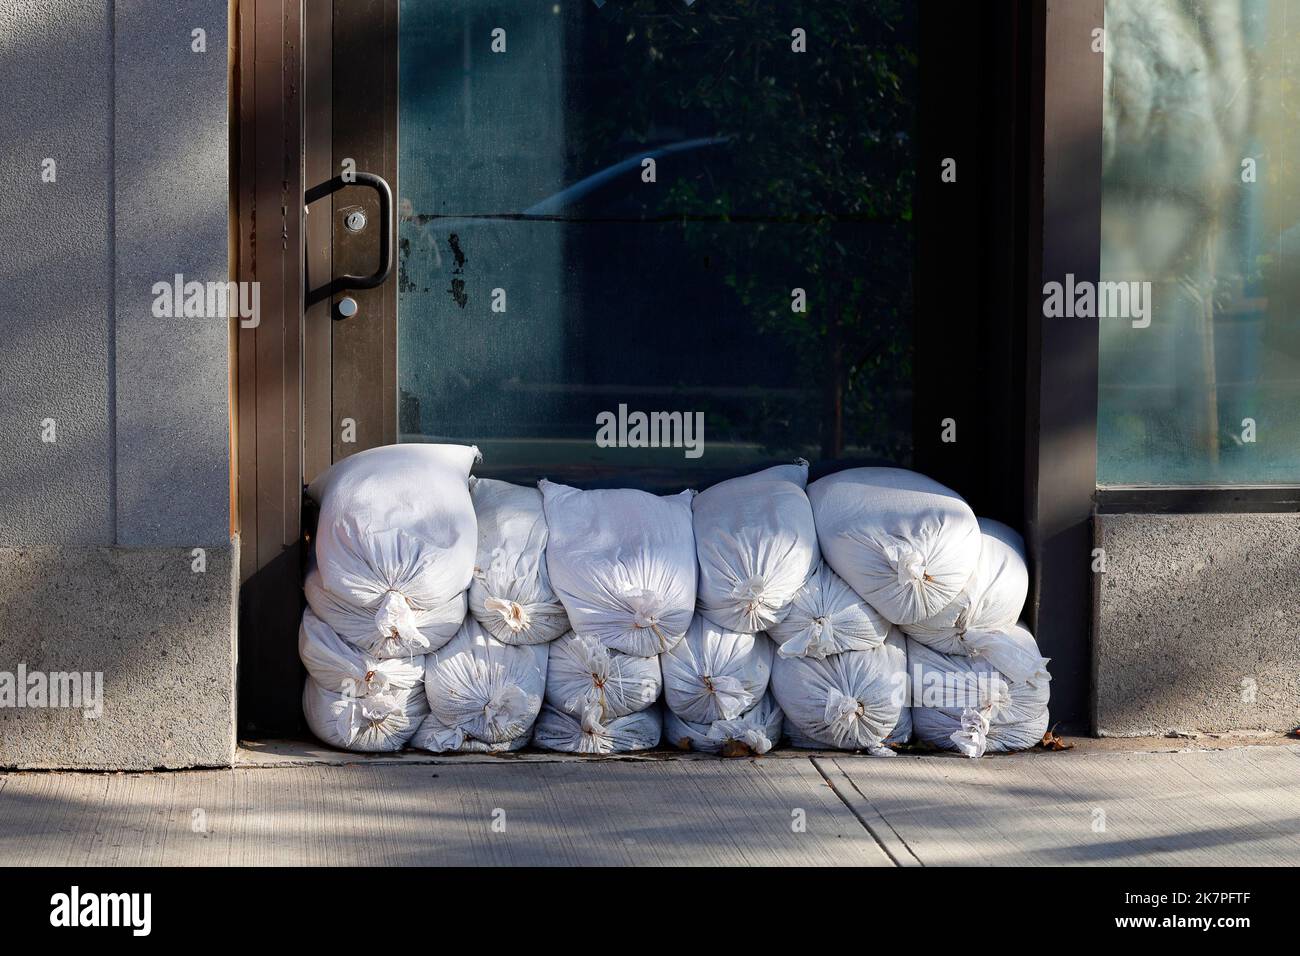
300;608;1051;758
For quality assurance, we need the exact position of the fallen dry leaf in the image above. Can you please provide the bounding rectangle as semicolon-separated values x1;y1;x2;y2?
721;740;757;758
1038;728;1074;751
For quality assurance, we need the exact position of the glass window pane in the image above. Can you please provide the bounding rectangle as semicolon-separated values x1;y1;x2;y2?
1099;0;1300;485
397;0;916;490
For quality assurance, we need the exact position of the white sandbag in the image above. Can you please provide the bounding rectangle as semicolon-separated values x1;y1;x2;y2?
531;702;662;754
298;607;424;699
302;680;428;752
766;561;891;659
545;631;661;720
784;707;912;751
410;713;531;753
664;693;784;755
907;625;1050;757
902;517;1028;654
692;462;820;633
540;480;696;656
807;467;981;626
468;478;569;645
308;443;479;650
417;618;547;753
304;558;462;658
771;630;910;753
660;614;774;724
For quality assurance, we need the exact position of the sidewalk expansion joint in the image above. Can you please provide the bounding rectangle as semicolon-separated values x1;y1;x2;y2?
809;756;919;867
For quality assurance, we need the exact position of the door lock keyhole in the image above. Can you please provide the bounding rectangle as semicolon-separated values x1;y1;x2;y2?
335;296;359;320
344;209;368;233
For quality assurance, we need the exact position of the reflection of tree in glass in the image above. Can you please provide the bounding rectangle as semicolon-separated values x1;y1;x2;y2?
575;0;916;462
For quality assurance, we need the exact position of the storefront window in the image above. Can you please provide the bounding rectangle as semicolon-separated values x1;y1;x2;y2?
397;1;916;489
1099;0;1300;485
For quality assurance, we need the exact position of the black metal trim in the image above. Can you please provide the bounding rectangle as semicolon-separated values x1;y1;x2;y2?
1023;0;1105;734
1097;486;1300;514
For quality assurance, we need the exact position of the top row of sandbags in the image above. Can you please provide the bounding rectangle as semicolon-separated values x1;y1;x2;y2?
306;443;1009;661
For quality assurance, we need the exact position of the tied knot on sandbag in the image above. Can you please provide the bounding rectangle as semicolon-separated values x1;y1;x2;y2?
572;633;613;680
374;589;430;650
578;703;610;739
340;660;394;699
824;689;866;740
730;574;771;616
806;615;835;655
482;683;531;732
624;587;672;650
484;596;531;633
334;692;401;743
952;599;972;636
360;693;400;724
951;705;993;759
884;543;933;591
702;674;754;720
824;689;894;756
778;615;834;660
358;664;393;697
564;634;614;721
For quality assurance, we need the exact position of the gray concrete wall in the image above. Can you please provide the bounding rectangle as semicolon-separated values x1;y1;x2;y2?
115;0;232;548
0;544;237;769
0;0;235;768
0;0;114;545
1094;513;1300;736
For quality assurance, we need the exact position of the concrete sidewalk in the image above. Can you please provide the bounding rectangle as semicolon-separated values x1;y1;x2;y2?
2;740;1297;866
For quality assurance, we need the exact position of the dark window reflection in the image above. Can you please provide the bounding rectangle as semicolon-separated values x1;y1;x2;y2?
399;0;916;489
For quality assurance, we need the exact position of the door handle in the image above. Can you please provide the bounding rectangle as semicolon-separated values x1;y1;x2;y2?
304;172;394;303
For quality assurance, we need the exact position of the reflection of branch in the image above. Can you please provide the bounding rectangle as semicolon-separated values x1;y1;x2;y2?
1196;237;1220;468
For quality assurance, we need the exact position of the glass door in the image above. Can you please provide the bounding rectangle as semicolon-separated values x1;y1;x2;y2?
312;0;918;491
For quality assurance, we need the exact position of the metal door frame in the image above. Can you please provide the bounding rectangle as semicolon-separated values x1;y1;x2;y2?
236;0;1106;736
304;0;399;479
234;0;307;735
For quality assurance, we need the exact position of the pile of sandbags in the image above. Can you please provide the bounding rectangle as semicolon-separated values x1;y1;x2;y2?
412;473;577;753
299;444;479;751
655;463;819;755
907;625;1051;757
898;519;1051;756
766;557;907;752
783;467;1050;757
533;480;696;752
661;614;781;755
299;608;428;751
297;449;1050;759
533;630;663;755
